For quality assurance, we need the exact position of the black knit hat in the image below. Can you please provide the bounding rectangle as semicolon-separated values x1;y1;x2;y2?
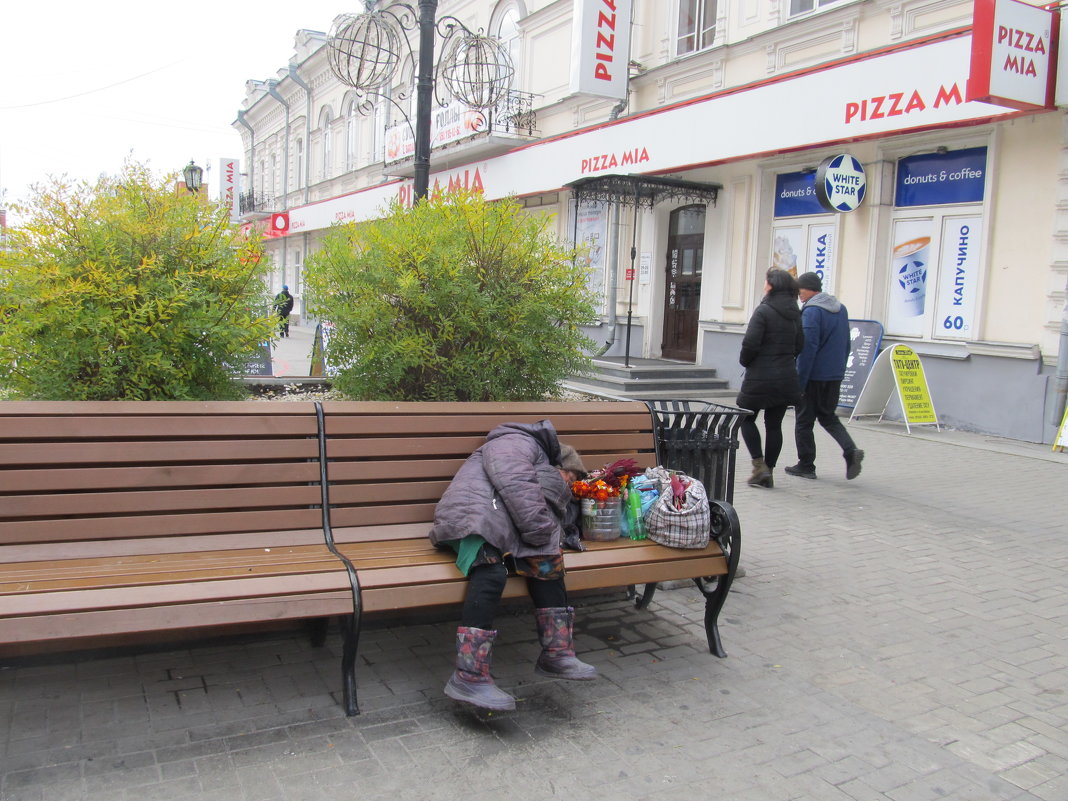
797;272;822;292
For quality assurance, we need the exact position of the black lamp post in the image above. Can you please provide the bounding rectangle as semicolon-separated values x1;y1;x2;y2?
413;0;437;201
182;160;204;194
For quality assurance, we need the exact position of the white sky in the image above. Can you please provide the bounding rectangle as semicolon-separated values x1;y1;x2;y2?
1;1;351;218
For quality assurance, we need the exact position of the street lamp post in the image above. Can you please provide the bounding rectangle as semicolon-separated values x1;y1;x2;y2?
413;0;437;201
182;160;204;194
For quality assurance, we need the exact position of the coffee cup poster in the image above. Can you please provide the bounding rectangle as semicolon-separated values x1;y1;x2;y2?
887;217;983;338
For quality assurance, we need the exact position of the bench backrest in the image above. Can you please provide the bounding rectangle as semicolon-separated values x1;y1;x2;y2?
320;401;657;544
0;402;326;563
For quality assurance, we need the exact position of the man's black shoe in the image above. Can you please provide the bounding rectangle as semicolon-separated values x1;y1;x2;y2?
784;464;817;479
845;449;864;480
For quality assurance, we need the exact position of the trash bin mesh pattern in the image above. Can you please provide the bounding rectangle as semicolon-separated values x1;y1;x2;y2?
645;401;748;505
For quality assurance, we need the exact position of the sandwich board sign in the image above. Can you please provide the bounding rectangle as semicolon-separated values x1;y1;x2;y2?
1054;404;1068;452
850;344;940;432
838;319;884;408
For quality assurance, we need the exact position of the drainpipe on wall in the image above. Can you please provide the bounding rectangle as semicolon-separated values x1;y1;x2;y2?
288;64;313;206
1052;277;1068;429
266;81;291;289
287;65;313;321
595;200;622;357
235;110;255;208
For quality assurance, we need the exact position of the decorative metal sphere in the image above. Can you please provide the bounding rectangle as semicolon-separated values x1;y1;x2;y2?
437;33;515;110
328;12;403;91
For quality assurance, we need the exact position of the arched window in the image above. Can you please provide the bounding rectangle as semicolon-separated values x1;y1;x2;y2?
492;2;524;88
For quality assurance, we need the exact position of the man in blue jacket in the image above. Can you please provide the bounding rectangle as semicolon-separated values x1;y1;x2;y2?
785;272;864;480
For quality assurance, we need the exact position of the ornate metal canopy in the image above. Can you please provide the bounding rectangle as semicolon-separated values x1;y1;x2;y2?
566;173;721;369
566;173;721;208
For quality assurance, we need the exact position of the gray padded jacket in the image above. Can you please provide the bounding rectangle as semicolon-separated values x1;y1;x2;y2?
428;420;571;560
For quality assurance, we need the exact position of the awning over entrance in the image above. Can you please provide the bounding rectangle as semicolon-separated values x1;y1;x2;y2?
566;173;721;208
565;174;722;367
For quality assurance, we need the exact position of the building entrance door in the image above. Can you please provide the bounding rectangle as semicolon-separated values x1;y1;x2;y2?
662;205;705;361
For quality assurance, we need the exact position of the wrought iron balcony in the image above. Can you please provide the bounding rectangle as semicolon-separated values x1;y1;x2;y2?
239;191;277;216
384;89;539;169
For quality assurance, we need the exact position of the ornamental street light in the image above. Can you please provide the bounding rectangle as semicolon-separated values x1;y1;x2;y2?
328;1;513;201
182;160;204;193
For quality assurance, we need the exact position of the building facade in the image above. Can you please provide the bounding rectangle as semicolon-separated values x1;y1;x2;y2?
234;0;1068;443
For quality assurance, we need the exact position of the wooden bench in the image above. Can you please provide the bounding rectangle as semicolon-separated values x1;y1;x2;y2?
0;400;741;717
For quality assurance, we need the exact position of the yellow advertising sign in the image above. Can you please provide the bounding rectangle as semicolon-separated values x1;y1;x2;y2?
890;344;938;425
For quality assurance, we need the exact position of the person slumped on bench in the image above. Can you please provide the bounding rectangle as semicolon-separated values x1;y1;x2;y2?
429;420;596;711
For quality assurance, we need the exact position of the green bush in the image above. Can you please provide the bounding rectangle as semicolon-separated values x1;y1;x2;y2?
0;162;275;400
305;191;597;401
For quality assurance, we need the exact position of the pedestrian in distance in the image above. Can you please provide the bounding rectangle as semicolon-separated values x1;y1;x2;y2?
274;285;294;338
785;271;864;480
736;268;804;489
428;420;596;712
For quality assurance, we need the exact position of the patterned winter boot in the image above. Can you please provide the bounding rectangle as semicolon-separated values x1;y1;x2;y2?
444;627;516;711
534;607;598;680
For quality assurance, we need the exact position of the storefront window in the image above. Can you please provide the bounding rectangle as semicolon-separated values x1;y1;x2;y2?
571;200;610;314
885;147;987;340
677;0;717;55
770;170;838;292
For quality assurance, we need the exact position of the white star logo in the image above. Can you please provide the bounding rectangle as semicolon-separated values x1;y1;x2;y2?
820;155;867;212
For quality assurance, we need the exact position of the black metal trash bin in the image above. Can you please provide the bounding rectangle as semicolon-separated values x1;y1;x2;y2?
644;400;749;504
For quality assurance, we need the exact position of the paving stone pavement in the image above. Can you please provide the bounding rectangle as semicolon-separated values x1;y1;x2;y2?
2;420;1067;801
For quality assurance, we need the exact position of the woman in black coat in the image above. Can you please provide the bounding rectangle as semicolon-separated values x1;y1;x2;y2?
736;268;804;488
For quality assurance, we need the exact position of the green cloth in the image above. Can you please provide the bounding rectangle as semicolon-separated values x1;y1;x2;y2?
444;534;487;577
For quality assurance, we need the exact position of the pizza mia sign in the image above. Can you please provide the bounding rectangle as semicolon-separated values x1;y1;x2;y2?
968;0;1058;110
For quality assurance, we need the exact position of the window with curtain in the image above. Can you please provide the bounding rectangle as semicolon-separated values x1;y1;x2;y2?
677;0;717;55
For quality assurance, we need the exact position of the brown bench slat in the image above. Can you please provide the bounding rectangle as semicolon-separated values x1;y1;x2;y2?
0;415;317;440
0;508;325;545
0;401;319;416
320;401;648;415
0;439;319;466
3;569;353;616
323;411;653;436
0;553;347;596
323;432;654;461
360;557;725;613
0;528;330;564
0;592;353;644
3;484;323;519
0;462;322;493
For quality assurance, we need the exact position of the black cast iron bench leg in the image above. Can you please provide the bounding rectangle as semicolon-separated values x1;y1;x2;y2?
694;499;741;657
340;611;361;716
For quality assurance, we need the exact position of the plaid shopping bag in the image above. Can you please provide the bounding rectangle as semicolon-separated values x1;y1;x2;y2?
644;473;710;549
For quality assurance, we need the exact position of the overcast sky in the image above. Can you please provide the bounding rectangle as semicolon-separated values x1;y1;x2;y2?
1;1;352;218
